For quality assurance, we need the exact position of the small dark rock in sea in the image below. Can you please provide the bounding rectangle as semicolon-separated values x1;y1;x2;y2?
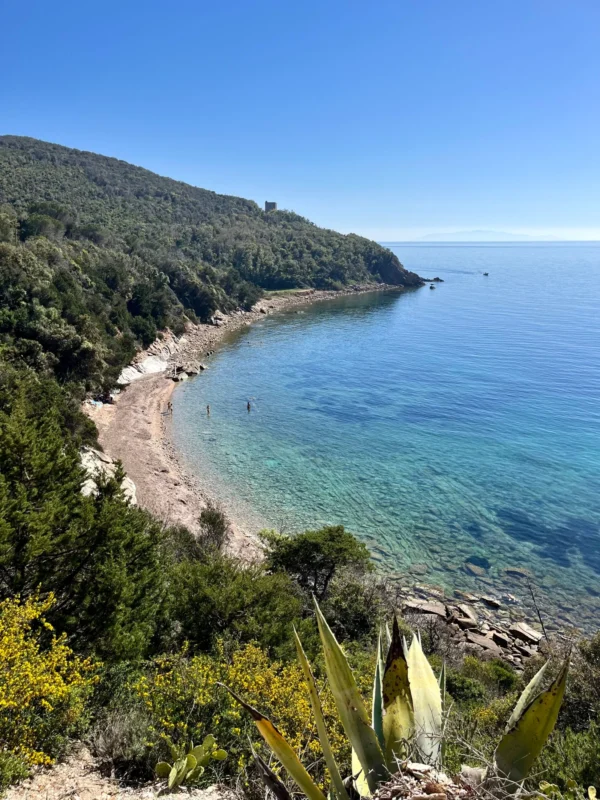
504;566;531;579
464;562;486;577
409;563;430;575
480;595;502;609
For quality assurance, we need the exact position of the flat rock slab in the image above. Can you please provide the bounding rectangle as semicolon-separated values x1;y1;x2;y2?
465;631;503;656
480;595;502;609
510;621;543;644
491;630;512;648
404;600;447;618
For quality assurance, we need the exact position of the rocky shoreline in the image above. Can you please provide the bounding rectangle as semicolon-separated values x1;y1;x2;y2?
85;284;408;560
86;282;590;657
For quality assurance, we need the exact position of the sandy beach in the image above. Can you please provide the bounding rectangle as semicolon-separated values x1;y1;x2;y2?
86;285;402;558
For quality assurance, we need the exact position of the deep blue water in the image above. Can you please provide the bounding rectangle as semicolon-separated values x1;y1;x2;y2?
172;244;600;629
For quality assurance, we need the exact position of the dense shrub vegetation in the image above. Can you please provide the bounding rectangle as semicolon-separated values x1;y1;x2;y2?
0;136;421;393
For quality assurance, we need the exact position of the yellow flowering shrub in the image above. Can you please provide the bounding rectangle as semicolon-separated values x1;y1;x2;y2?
134;642;375;788
0;593;96;766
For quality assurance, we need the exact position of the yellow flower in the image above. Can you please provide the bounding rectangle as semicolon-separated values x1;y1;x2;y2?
0;593;97;766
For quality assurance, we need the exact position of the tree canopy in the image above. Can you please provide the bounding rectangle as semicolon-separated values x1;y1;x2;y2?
0;136;421;392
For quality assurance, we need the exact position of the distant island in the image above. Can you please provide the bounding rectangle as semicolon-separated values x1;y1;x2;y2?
413;229;560;242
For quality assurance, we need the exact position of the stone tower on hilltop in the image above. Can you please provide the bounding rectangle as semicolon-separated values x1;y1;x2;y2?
265;201;277;212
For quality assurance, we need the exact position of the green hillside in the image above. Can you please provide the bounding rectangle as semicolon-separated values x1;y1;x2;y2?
0;135;421;390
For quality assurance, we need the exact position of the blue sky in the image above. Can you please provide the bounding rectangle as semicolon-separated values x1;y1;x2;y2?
2;0;599;240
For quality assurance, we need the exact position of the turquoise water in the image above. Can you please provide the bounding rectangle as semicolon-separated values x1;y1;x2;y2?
172;244;600;629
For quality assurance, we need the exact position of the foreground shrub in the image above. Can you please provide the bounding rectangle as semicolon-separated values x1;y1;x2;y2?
533;721;600;792
126;642;350;788
0;593;96;768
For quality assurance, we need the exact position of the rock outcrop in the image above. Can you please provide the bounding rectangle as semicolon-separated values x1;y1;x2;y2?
399;587;548;670
80;447;137;504
117;331;184;385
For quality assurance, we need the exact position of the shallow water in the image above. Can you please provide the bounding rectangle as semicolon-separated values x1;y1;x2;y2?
172;243;600;629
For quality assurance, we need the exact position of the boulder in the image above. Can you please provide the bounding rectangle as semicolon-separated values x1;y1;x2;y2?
480;595;502;609
404;600;447;619
491;630;512;649
509;621;543;645
515;643;536;658
504;566;531;579
458;604;478;624
80;447;137;505
454;590;479;603
465;631;503;657
456;617;478;630
464;562;486;577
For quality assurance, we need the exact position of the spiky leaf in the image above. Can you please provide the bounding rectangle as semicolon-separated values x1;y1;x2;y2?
221;684;327;800
505;660;549;733
213;749;228;760
252;746;293;800
314;598;388;793
406;634;442;767
372;634;384;749
495;660;569;784
352;748;371;798
294;629;350;800
382;617;414;767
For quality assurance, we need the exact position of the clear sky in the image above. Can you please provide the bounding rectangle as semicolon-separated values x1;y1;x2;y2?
2;0;599;240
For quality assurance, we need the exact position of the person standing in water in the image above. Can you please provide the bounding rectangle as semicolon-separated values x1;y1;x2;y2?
206;404;210;416
247;400;251;412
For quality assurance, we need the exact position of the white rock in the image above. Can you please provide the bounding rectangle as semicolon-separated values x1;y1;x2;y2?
80;447;137;504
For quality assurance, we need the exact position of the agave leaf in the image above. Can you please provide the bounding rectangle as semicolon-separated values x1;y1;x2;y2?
168;763;178;790
382;617;414;767
406;634;442;767
314;597;388;793
294;628;350;800
372;633;385;749
505;660;549;733
155;761;171;779
213;748;228;760
252;745;293;800
220;683;327;800
385;622;392;648
495;660;569;784
203;734;216;750
351;748;371;798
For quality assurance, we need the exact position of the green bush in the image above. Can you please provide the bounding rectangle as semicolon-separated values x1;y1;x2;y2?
0;752;29;793
533;722;600;791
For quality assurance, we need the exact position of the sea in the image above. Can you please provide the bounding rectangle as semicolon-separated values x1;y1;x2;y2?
172;243;600;630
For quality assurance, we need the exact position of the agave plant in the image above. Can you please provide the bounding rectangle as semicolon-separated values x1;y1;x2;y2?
155;734;227;791
224;599;568;799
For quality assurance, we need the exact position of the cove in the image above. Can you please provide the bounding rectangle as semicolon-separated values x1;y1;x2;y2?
172;243;600;630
